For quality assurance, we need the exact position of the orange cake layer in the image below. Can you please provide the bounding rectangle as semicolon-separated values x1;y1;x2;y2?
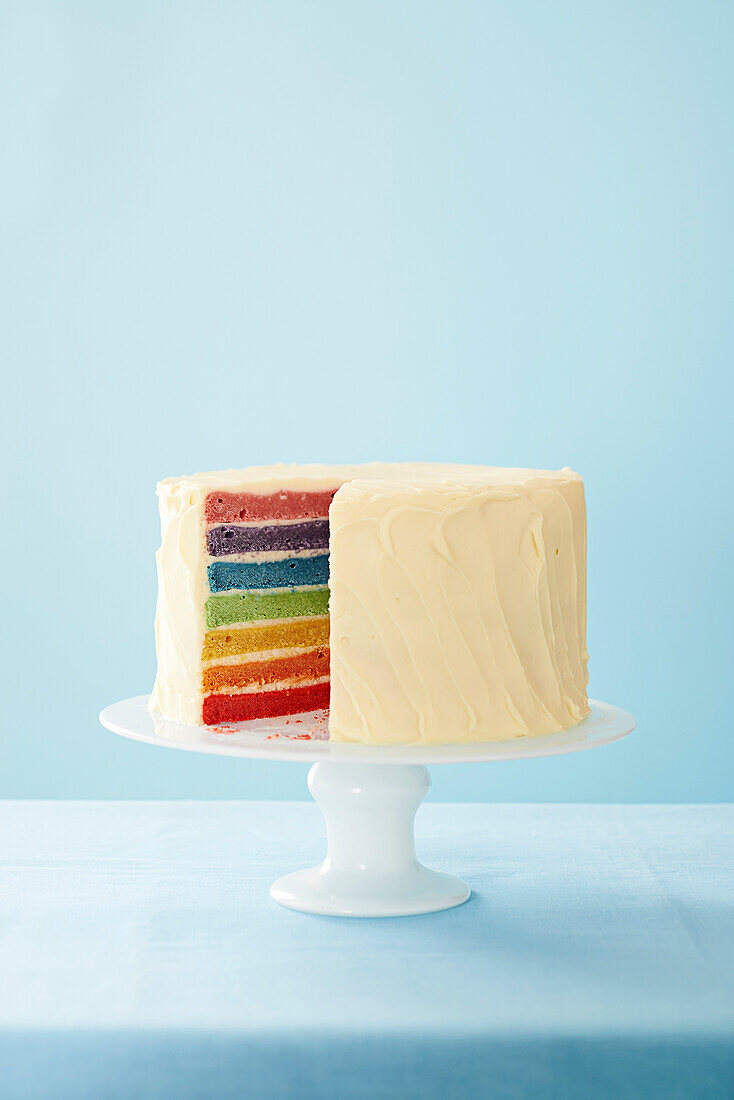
202;617;330;661
203;647;330;693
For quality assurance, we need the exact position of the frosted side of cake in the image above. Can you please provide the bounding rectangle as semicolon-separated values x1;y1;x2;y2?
328;472;589;744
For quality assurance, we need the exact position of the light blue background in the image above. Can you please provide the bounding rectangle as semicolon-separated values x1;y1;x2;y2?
2;1;731;801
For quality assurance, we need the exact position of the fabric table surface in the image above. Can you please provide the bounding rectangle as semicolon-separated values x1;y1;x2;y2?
1;801;732;1099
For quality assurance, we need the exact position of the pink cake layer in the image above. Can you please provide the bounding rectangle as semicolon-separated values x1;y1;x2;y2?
204;490;338;525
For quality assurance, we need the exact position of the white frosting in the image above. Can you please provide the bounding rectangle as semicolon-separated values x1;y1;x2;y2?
151;463;588;737
328;473;588;744
149;480;210;724
158;462;580;491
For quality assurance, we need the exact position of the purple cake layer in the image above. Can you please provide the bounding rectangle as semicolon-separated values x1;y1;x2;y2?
207;519;330;556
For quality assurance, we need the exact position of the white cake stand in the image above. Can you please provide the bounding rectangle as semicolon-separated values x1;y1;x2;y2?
99;696;634;918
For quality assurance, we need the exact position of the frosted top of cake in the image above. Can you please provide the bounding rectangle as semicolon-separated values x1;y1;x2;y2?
157;462;582;495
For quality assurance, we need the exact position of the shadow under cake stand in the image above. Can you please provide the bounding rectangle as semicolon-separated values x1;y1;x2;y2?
99;696;634;918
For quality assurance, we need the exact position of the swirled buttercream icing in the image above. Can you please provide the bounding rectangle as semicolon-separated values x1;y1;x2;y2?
328;472;588;743
150;463;589;740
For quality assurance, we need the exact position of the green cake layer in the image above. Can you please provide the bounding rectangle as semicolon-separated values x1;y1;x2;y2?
205;587;330;628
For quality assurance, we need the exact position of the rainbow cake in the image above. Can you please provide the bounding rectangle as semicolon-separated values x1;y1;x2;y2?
150;463;590;744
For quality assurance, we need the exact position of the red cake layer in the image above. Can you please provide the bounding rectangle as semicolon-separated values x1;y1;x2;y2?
205;490;338;524
203;680;331;724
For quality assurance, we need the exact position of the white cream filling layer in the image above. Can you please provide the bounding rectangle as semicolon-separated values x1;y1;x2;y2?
202;645;326;670
208;584;327;598
207;548;328;564
204;614;330;635
206;517;329;530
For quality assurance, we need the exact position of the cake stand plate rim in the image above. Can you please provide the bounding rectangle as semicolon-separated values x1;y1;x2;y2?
99;695;634;764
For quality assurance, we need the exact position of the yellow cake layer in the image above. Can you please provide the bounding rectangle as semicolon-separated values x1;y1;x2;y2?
202;615;330;661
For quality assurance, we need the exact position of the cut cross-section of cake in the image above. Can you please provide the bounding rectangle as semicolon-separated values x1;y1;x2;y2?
150;462;590;742
151;465;377;726
201;487;334;724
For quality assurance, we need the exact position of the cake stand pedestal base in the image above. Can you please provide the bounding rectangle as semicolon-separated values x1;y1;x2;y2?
100;696;635;918
270;762;470;917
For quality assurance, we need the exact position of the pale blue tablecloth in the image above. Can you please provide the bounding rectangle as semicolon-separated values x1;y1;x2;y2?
1;802;732;1098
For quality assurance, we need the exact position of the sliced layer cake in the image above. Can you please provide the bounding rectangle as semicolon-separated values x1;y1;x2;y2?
202;487;335;723
150;463;590;742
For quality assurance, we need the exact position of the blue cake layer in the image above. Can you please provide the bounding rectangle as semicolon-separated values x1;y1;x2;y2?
208;555;330;593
